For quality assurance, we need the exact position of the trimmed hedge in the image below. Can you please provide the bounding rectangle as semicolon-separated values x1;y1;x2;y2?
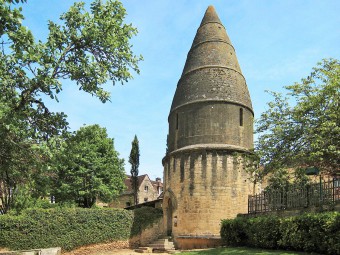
278;212;340;254
219;217;248;246
221;211;340;255
0;207;163;251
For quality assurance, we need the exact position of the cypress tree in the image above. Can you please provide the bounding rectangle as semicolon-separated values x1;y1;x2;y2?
129;135;140;205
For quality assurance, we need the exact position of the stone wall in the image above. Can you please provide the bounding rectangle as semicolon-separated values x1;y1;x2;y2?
163;149;255;248
129;217;165;248
168;102;253;152
109;193;134;208
176;236;222;250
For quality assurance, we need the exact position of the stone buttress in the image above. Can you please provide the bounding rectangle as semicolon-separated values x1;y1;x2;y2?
162;6;255;249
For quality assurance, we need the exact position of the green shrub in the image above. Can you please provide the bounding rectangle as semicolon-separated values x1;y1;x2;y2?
220;217;248;246
0;206;163;251
220;212;340;255
246;216;281;249
279;212;340;254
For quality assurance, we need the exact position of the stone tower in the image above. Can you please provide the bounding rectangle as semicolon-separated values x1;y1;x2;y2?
162;6;254;249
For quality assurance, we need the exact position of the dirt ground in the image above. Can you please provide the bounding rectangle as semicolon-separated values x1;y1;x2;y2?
61;241;172;255
87;249;170;255
1;242;172;255
1;247;170;255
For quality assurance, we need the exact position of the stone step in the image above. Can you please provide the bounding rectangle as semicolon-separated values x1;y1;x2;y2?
156;238;172;242
135;247;176;254
138;237;176;254
151;242;174;247
150;240;174;245
152;240;174;246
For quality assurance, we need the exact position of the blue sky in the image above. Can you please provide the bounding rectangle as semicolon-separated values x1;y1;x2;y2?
20;0;340;180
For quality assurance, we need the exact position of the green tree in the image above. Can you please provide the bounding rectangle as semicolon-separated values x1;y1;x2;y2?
52;125;125;208
129;135;140;205
0;0;141;212
256;59;340;176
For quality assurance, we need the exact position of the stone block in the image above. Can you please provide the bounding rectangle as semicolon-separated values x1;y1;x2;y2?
40;248;61;255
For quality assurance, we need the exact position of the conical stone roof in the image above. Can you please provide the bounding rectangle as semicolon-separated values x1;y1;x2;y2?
170;6;253;114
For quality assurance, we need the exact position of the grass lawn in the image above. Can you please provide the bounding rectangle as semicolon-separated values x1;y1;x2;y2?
178;247;319;255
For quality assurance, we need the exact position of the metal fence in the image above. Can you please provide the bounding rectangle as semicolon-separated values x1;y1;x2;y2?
248;178;340;214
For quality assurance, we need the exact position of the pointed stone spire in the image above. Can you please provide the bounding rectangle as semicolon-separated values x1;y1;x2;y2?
200;5;222;26
171;5;252;114
167;6;254;152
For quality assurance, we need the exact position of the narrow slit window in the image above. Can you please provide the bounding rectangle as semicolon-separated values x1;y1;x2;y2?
176;113;179;130
239;108;243;126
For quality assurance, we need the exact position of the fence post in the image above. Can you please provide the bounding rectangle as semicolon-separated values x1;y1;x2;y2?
333;178;335;203
319;175;322;204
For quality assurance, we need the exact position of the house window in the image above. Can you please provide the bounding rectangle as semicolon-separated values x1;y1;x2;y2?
157;186;163;195
176;113;179;130
126;202;131;207
239;108;243;126
144;198;148;202
144;185;148;192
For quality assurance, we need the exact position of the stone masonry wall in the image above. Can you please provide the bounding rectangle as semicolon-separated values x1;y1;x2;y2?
163;150;254;238
129;217;164;248
168;102;253;152
109;193;133;208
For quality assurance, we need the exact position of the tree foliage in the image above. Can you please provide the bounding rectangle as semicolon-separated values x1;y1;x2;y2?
52;125;125;208
129;135;139;205
0;0;141;212
256;59;340;176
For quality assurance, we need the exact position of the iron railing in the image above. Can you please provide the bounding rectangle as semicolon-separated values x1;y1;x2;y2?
248;178;340;214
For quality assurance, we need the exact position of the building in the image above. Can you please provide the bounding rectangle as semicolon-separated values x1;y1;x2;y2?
162;6;256;249
110;174;163;209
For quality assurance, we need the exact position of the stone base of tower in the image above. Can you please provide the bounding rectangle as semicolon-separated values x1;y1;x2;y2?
162;147;259;249
175;235;222;249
